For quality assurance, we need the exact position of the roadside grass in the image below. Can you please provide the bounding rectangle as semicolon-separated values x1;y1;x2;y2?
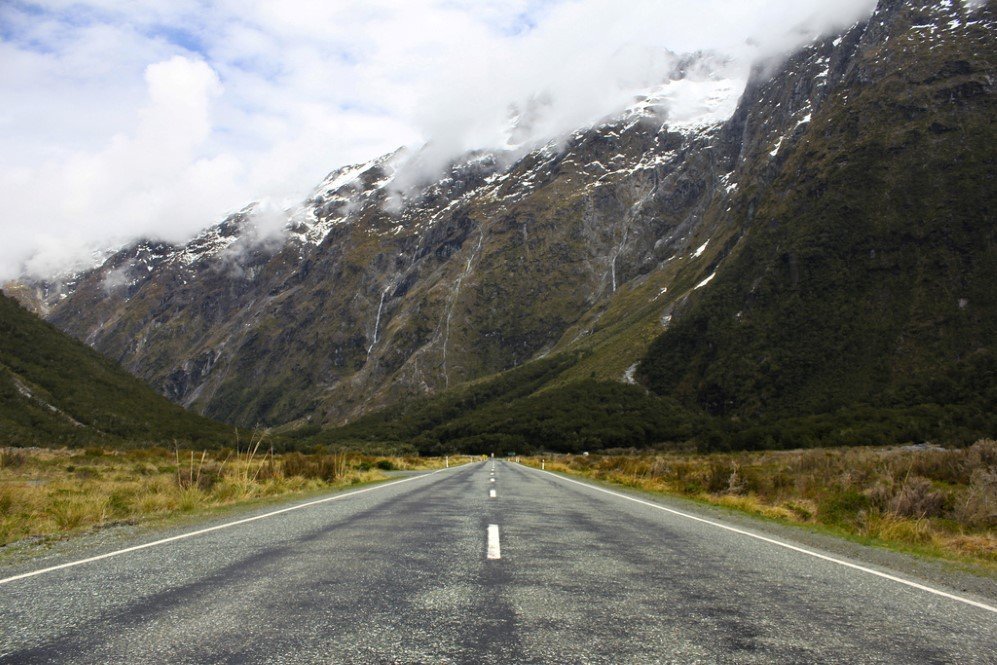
524;440;996;572
0;445;469;548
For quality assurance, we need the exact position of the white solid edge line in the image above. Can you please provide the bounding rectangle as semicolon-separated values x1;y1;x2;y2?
529;466;997;614
0;466;457;586
487;524;501;560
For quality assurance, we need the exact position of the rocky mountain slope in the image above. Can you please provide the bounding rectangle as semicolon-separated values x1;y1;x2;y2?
0;292;230;446
9;57;744;428
7;0;994;447
639;0;996;429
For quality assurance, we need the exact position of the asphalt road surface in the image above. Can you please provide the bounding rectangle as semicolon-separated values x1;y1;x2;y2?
1;461;995;664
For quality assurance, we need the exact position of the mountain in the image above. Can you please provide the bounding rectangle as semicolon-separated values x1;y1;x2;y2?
638;0;996;431
6;0;994;450
0;292;231;446
9;52;744;428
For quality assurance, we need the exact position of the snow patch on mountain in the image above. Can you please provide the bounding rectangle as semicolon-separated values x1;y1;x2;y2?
653;78;743;134
695;272;717;290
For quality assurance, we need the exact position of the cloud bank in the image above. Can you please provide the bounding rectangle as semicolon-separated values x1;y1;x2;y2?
0;0;881;279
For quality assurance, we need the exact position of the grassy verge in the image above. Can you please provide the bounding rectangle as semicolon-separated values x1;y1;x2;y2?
0;445;471;549
524;441;996;572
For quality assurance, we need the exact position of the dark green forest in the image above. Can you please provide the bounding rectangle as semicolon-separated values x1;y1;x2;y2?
0;293;232;447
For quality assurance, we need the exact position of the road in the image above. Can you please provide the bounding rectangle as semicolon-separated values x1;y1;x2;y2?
1;461;994;663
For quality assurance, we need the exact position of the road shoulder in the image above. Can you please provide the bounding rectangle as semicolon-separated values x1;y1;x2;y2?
522;463;997;604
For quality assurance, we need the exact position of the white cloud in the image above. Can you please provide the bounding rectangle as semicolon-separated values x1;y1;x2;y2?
2;55;247;277
0;0;880;280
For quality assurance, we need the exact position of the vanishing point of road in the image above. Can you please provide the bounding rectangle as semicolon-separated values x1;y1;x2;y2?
1;461;994;663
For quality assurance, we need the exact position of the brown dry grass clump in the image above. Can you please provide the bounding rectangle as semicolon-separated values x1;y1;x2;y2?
0;445;464;548
531;440;997;567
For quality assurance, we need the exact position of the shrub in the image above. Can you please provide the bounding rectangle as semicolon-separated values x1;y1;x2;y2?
818;490;870;524
966;439;997;470
888;476;946;519
0;487;13;516
956;468;997;529
282;452;347;481
703;459;732;493
0;449;26;469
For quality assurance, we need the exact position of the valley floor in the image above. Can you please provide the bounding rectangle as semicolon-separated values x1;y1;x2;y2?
1;461;994;663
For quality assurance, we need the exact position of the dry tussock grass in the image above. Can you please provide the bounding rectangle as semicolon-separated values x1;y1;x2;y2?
535;440;997;566
0;446;461;547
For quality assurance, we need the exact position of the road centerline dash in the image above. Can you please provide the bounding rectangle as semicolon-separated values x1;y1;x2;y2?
487;524;501;560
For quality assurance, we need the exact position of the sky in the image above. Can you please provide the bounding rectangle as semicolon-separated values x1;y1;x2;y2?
0;0;882;280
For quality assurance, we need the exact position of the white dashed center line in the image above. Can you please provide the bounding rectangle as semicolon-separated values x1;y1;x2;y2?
487;524;501;560
489;489;496;498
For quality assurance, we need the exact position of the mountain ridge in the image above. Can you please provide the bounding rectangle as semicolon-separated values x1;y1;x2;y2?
5;0;994;450
7;51;743;427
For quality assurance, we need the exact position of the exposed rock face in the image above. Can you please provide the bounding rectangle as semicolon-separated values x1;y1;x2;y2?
10;0;993;429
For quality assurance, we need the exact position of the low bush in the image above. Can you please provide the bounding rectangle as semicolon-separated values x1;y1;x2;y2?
282;452;347;481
